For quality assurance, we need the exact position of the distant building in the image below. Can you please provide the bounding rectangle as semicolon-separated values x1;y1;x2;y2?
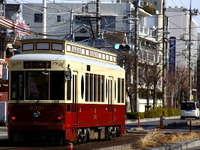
166;7;198;101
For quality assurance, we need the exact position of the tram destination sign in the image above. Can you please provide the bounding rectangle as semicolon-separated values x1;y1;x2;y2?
24;61;51;69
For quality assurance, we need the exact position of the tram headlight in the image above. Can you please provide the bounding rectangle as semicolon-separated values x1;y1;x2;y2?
57;115;63;121
33;111;41;118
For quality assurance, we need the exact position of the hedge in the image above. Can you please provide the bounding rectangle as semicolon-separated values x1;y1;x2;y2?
126;108;180;119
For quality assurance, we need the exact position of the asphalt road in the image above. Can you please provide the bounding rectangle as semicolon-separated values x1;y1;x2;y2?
126;116;195;130
1;117;200;150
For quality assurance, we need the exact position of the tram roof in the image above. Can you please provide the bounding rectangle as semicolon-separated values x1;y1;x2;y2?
10;53;124;70
20;38;115;55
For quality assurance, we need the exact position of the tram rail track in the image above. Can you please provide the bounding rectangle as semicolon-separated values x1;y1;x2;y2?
0;133;145;150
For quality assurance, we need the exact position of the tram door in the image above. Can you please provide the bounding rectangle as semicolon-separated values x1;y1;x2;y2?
72;72;78;125
107;77;114;122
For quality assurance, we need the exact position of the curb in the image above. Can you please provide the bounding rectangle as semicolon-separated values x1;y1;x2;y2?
125;116;180;124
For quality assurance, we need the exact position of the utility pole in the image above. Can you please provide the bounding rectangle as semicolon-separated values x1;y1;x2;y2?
188;0;192;101
42;0;47;38
162;0;166;108
69;9;74;42
184;0;199;101
133;0;139;112
96;0;101;39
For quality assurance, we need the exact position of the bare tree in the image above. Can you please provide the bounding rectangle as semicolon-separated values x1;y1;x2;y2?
138;61;162;111
151;63;162;109
166;67;189;108
117;50;138;112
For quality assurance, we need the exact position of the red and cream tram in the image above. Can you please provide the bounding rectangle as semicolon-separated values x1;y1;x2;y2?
7;38;125;143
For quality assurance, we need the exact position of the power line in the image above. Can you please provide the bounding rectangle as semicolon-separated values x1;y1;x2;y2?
12;0;83;15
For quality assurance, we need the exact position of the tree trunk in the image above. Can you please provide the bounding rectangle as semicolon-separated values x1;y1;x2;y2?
153;84;157;109
146;87;150;111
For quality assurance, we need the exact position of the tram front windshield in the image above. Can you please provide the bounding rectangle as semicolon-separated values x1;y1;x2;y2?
11;71;65;100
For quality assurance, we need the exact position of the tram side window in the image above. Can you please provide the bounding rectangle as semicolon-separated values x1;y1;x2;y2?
94;75;97;102
117;78;120;103
122;79;125;103
108;79;113;104
85;73;105;102
11;71;24;100
98;75;101;102
90;74;94;101
117;78;125;103
101;76;105;102
85;73;89;101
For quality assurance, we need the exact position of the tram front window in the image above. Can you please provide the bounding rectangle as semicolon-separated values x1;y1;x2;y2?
11;71;24;100
11;71;65;100
26;71;48;100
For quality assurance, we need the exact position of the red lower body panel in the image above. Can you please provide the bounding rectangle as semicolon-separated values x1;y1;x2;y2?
8;103;125;141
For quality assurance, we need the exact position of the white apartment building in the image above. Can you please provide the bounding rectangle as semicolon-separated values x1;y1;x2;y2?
166;7;198;69
166;7;198;101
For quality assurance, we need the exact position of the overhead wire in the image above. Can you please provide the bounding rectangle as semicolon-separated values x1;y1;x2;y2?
12;0;84;15
178;0;185;7
11;0;95;38
165;0;200;42
5;0;200;39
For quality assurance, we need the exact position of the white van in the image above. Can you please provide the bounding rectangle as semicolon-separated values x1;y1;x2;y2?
180;101;200;119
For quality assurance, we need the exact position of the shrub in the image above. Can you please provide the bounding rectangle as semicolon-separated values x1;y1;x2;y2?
126;108;180;119
126;112;144;119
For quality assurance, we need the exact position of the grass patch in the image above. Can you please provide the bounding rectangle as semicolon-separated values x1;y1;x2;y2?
131;130;200;149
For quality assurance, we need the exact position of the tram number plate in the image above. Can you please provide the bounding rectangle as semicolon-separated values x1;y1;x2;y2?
29;106;44;111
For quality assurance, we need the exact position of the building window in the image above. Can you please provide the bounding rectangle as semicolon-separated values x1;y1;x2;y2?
57;15;61;22
34;13;43;22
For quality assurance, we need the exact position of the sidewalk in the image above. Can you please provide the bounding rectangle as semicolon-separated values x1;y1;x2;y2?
125;116;180;124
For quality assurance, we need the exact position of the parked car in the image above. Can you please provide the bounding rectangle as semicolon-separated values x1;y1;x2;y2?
180;101;200;119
